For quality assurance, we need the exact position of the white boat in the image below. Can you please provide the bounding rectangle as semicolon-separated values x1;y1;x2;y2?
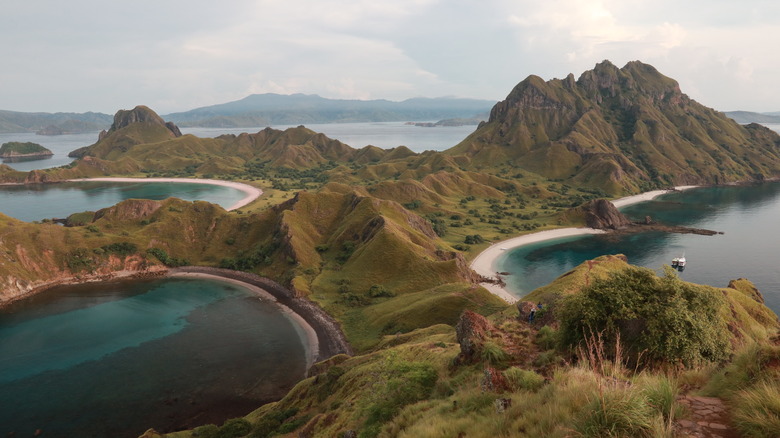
671;254;686;272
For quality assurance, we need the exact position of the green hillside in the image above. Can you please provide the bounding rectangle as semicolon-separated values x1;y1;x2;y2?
3;61;780;437
448;60;780;194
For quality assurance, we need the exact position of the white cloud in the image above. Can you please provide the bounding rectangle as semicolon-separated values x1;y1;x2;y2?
1;0;780;112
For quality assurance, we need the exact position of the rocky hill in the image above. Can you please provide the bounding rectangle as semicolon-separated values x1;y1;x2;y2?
447;60;780;194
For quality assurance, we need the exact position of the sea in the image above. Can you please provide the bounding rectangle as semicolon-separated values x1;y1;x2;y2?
2;122;780;435
497;181;780;314
0;180;247;222
0;121;476;172
0;277;307;437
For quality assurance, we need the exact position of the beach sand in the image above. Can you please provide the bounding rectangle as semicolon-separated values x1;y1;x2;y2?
168;271;320;369
67;177;263;211
471;186;700;304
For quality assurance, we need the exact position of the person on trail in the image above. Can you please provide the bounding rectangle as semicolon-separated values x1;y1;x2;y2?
528;306;536;323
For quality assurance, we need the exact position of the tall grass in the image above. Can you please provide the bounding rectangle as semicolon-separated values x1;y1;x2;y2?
573;387;656;437
731;381;780;437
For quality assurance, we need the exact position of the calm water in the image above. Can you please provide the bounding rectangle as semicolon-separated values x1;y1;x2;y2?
0;181;246;222
0;122;476;173
183;121;476;152
0;277;307;437
498;182;780;313
0;131;98;171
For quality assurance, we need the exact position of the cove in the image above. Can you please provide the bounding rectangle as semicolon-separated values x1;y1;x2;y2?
497;182;780;314
0;277;307;437
0;180;248;222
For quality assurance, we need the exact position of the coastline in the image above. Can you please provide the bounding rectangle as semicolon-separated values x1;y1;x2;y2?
168;271;321;370
470;185;700;304
66;177;263;211
167;267;353;367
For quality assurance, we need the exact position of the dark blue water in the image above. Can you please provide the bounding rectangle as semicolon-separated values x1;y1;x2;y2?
0;278;307;437
0;181;246;222
498;182;780;313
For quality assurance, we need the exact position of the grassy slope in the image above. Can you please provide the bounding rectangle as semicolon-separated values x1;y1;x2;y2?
139;257;779;438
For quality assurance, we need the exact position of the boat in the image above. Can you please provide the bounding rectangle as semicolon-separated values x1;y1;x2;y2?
671;253;686;272
677;256;686;272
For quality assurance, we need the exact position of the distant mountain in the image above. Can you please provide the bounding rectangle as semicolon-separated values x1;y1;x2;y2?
448;60;780;194
724;111;780;124
163;94;495;127
0;110;112;134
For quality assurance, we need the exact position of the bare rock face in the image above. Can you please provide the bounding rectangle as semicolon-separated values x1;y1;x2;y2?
109;105;182;138
456;310;495;363
481;367;509;393
581;199;633;230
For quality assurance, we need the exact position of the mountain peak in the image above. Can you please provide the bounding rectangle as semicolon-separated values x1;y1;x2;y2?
110;105;181;137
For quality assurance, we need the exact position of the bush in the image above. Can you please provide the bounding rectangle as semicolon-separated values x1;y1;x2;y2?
536;325;558;350
558;266;730;368
503;367;545;392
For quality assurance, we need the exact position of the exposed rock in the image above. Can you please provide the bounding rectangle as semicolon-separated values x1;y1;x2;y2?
456;310;496;363
580;199;633;230
110;105;181;138
481;366;509;393
494;397;512;413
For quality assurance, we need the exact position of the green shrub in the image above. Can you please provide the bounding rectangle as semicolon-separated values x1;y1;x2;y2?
536;325;558;350
558;266;730;367
503;367;545;392
217;418;252;437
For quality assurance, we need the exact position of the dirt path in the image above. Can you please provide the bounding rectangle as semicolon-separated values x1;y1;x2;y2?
676;396;739;438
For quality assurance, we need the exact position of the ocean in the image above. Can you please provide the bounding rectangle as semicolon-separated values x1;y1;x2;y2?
0;277;307;437
497;182;780;313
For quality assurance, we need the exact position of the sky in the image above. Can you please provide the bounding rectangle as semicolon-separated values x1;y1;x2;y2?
2;0;779;114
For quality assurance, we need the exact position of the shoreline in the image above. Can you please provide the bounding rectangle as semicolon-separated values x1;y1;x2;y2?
167;267;353;366
168;271;321;370
470;186;700;304
66;177;263;211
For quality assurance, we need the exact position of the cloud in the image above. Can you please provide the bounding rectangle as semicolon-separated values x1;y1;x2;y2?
1;0;780;112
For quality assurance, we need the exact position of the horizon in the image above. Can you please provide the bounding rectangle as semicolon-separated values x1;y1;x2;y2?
3;1;780;114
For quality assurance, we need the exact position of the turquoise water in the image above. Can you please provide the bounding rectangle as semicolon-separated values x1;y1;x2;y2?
0;180;246;222
0;278;307;437
497;182;780;313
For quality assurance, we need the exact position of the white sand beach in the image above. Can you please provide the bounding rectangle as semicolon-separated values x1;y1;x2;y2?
67;177;263;211
471;185;700;304
168;272;320;369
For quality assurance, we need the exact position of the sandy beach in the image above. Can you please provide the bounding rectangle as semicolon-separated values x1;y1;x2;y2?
66;177;263;211
169;271;320;369
471;186;700;304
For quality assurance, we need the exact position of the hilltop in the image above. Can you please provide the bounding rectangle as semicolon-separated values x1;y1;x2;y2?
448;60;780;194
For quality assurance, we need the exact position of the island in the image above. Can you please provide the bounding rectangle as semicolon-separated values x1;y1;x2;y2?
0;141;54;160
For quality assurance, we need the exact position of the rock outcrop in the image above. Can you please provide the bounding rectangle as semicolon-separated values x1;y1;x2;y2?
580;198;633;230
456;310;497;363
